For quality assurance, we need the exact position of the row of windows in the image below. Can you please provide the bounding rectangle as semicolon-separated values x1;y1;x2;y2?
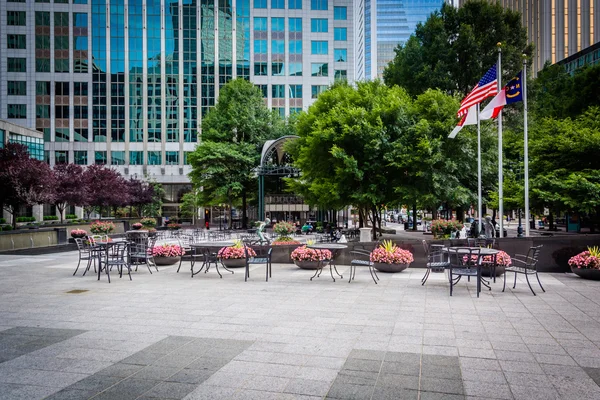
255;79;341;100
254;0;329;10
73;151;191;166
7;11;26;26
7;104;26;118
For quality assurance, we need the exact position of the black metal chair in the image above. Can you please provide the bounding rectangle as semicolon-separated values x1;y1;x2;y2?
421;240;450;286
447;247;486;297
129;235;157;274
97;242;131;282
503;245;545;296
348;250;378;284
243;241;272;282
73;238;96;276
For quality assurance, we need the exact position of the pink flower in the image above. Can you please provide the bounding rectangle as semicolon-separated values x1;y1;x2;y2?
151;244;185;257
569;251;600;269
217;246;256;259
290;246;332;261
370;247;414;264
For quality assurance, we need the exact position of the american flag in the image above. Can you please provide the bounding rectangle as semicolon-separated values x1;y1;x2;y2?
457;64;498;118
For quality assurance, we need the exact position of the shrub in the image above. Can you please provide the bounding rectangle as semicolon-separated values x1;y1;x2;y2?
1;225;13;231
151;244;185;258
140;217;157;228
569;247;600;270
16;216;36;223
431;219;463;238
43;215;59;221
89;220;115;234
65;214;77;220
0;218;5;224
370;240;414;264
273;221;295;237
290;246;331;261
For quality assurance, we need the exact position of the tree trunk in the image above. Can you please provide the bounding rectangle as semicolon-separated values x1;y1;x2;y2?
549;210;555;231
456;207;464;222
491;209;497;225
242;189;247;229
57;204;65;223
432;209;438;221
412;203;417;231
371;205;378;241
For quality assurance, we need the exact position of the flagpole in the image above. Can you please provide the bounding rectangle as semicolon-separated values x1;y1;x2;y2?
523;55;530;238
477;104;482;235
497;43;504;239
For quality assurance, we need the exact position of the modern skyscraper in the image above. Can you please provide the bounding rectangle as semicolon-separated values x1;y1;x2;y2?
0;0;358;215
460;0;600;74
363;0;443;79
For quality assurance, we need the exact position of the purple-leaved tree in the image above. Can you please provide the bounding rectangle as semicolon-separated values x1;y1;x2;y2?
51;164;87;222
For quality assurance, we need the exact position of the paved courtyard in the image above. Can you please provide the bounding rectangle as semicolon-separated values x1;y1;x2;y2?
1;251;600;400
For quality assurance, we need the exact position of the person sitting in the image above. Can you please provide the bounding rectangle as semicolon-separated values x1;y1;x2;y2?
301;223;312;235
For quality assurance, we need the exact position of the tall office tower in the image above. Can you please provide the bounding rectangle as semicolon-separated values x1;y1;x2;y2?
0;0;358;215
363;0;442;79
459;0;600;74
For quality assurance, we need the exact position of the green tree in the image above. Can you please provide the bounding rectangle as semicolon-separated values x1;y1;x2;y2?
142;179;164;217
529;108;600;228
383;0;532;97
287;80;415;240
180;188;203;226
189;78;284;228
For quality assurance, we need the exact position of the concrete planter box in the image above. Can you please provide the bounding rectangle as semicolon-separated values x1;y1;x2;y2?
571;266;600;280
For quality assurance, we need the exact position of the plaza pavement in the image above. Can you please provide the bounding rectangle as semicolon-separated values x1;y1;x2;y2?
0;251;600;399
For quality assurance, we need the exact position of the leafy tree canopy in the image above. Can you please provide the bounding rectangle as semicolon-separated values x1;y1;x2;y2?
383;0;532;97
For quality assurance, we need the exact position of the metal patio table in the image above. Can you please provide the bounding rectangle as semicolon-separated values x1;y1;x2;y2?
307;243;348;282
189;241;235;278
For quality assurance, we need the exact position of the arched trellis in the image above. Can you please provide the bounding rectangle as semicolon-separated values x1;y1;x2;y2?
256;135;300;221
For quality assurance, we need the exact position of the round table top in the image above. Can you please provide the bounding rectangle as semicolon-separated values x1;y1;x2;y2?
190;241;235;248
308;243;348;250
442;246;499;255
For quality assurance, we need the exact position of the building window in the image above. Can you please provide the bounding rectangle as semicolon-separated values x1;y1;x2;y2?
311;19;328;33
254;17;267;31
148;130;161;143
7;11;26;26
55;128;69;142
74;128;88;142
289;18;302;32
311;0;327;10
254;40;267;54
55;151;68;164
290;107;302;115
54;12;69;26
290;85;302;98
35;36;50;49
7;104;26;119
74;82;88;96
289;0;302;9
7;34;27;49
311;85;328;99
289;40;302;54
334;27;347;41
36;105;50;118
184;152;192;165
148;151;161;165
73;13;87;27
334;48;347;62
272;40;284;54
272;17;284;31
111;151;125;165
273;108;285;118
271;0;284;8
8;58;26;72
55;106;69;119
74;151;87;165
9;134;44;160
36;81;51;95
311;41;328;55
165;151;179;165
256;84;268;98
95;151;107;165
272;62;285;76
289;62;302;76
254;0;266;8
55;59;70;73
35;11;50;26
272;84;285;98
55;82;70;96
74;106;88;119
311;63;328;77
130;151;143;165
254;62;268;76
36;59;50;72
7;81;26;96
334;69;347;80
334;6;347;20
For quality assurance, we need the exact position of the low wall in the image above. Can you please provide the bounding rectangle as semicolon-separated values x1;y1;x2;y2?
0;221;126;252
270;235;600;273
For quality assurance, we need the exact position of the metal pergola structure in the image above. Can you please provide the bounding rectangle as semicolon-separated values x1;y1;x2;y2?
256;136;300;221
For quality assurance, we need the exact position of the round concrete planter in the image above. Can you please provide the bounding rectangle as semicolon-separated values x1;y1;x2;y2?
153;256;181;266
571;266;600;280
221;258;246;268
373;262;409;273
293;260;321;270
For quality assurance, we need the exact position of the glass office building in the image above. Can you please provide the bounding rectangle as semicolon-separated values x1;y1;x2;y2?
363;0;442;78
0;0;357;210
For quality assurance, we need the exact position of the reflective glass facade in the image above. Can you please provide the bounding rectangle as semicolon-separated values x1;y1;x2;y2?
1;0;357;191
